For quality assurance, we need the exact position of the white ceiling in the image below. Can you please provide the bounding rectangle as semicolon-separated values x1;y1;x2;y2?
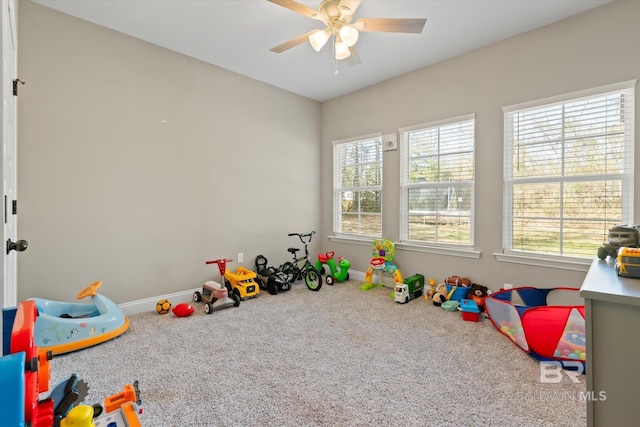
31;0;610;102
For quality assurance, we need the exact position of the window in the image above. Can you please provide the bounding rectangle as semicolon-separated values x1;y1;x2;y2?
503;81;635;259
333;134;383;238
400;114;475;246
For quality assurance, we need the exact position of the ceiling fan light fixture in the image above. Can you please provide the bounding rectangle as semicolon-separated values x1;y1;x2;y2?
335;41;351;60
339;25;359;47
309;29;330;52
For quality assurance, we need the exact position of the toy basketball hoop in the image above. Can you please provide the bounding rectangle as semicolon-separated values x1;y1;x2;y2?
370;257;386;270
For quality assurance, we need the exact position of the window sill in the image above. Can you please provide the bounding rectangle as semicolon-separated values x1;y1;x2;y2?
396;242;481;259
327;235;376;246
493;252;591;272
328;236;482;259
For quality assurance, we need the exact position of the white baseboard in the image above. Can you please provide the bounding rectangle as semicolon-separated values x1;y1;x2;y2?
118;270;370;316
118;288;200;316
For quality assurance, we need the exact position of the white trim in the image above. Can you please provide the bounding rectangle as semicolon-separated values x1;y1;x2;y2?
503;79;637;113
118;288;200;316
398;113;476;134
332;132;382;146
327;234;375;246
396;242;481;259
493;252;591;272
327;234;481;259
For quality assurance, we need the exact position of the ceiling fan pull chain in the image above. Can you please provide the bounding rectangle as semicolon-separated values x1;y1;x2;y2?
333;35;339;75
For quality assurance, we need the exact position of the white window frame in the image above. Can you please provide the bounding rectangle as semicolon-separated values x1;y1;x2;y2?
332;133;383;240
496;80;636;271
398;114;480;259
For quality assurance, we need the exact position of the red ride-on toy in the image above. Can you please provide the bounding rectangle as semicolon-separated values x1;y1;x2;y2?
193;258;241;314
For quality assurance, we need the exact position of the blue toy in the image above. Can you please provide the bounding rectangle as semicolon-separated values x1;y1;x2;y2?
29;281;129;355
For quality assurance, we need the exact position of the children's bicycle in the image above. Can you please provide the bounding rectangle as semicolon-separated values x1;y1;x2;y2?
280;231;322;291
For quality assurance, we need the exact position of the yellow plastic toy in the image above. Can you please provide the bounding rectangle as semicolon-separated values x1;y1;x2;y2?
61;405;94;427
224;265;260;300
361;239;403;290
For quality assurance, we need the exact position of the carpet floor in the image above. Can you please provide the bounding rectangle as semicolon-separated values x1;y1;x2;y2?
49;280;587;426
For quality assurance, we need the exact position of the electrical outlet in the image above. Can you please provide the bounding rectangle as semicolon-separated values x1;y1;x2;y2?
503;283;513;290
237;252;244;264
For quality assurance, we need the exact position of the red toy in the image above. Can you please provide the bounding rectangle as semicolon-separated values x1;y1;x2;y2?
172;303;194;317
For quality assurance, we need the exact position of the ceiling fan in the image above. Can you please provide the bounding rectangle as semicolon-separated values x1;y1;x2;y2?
268;0;426;72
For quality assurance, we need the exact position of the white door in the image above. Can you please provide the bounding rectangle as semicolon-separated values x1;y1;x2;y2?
1;0;20;313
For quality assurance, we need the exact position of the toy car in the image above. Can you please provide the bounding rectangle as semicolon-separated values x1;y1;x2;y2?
224;266;260;300
254;255;291;295
597;224;640;259
615;247;640;279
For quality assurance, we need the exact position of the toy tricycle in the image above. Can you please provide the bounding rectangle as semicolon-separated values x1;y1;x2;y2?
193;258;241;314
315;251;351;285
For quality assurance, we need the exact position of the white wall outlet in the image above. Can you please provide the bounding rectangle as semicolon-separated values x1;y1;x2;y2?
382;133;398;151
237;252;244;264
503;283;513;290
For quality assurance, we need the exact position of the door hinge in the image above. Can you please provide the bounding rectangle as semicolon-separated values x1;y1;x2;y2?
13;78;25;96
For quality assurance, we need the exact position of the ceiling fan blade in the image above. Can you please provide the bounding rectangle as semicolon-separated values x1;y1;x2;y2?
268;0;326;21
354;18;427;34
270;30;316;53
338;0;362;19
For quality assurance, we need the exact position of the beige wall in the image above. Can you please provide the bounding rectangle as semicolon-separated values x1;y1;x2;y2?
320;0;640;290
17;1;640;303
17;1;321;303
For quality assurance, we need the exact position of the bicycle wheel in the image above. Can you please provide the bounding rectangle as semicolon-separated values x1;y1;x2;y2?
305;268;322;291
280;262;297;283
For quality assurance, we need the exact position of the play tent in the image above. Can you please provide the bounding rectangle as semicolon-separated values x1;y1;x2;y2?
485;287;585;367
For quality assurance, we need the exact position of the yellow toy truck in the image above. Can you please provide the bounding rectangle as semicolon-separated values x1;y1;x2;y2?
222;265;260;301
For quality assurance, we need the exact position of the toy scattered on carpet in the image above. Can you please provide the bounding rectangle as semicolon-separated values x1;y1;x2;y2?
193;258;241;314
156;298;172;314
469;283;491;311
314;251;351;285
394;274;425;303
485;287;586;368
217;259;260;301
361;239;403;290
0;300;142;427
280;231;322;291
460;299;481;322
444;275;472;301
172;303;195;317
255;255;291;295
431;282;449;306
28;281;129;356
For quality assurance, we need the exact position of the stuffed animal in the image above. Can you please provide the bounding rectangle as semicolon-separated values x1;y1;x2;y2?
470;283;490;311
432;282;449;306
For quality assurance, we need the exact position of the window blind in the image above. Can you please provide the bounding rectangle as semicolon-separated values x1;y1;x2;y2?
400;114;475;246
333;134;383;237
504;81;635;258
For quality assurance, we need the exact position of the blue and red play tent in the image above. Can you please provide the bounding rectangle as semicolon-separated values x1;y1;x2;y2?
485;287;585;367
